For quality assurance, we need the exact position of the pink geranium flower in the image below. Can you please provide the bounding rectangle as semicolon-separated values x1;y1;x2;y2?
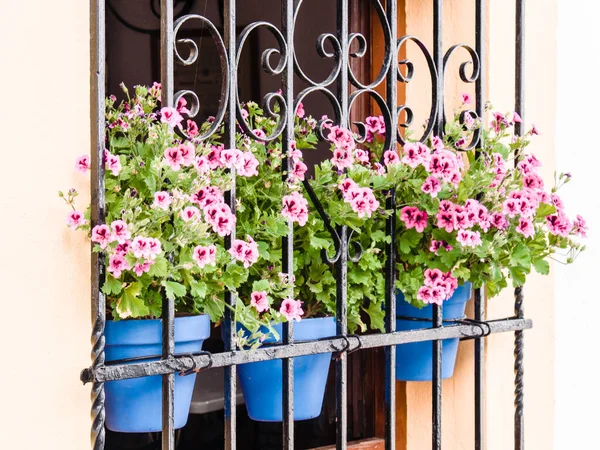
75;155;90;174
431;136;444;150
296;102;305;118
345;187;379;218
220;149;243;169
338;178;358;200
290;160;307;182
179;142;196;166
164;146;184;171
250;291;270;313
160;106;183;128
186;120;199;137
354;149;370;164
516;217;535;238
176;97;190;116
131;236;150;259
153;191;172;210
491;212;508;230
237;151;259;177
280;299;304;322
327;126;356;151
206;145;224;169
105;153;122;176
194;156;210;174
111;220;131;244
573;214;588;238
282;192;309;226
462;93;472;105
133;260;153;276
228;237;259;268
331;147;354;170
546;214;571;237
66;211;86;230
108;254;131;278
91;224;112;249
383;150;400;166
457;229;482;248
401;143;423;168
181;206;200;222
421;176;442;197
193;244;217;269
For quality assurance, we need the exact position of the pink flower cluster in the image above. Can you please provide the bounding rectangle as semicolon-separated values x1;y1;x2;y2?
400;206;429;233
228;236;259;268
328;126;356;170
91;221;163;279
250;291;270;313
76;155;90;174
429;239;453;254
92;221;133;249
219;148;260;177
364;116;385;143
279;298;304;322
192;244;217;269
104;150;122;176
66;211;86;230
282;191;309;226
153;191;172;210
131;236;162;260
338;178;380;218
186;186;236;236
163;142;195;171
160;106;184;129
416;269;459;305
288;141;307;183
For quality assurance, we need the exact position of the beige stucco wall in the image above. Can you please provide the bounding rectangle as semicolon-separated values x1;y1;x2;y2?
0;1;92;449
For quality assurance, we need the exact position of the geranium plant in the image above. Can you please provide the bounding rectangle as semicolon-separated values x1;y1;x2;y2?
356;98;587;306
61;84;389;340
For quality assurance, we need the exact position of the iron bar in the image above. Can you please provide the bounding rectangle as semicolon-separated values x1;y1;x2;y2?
282;0;295;448
432;1;444;449
89;1;106;449
384;0;398;448
160;2;175;449
81;318;532;383
223;0;237;448
336;1;349;449
514;1;526;449
474;1;486;449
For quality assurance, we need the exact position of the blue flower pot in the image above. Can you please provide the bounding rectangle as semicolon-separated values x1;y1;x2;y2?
237;316;336;422
104;315;210;432
395;283;472;381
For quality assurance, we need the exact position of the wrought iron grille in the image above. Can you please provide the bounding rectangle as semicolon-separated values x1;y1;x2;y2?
82;0;531;449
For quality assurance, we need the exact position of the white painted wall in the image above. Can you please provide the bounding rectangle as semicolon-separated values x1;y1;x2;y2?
555;1;600;448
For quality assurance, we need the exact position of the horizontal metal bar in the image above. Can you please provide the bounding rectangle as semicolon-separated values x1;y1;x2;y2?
81;318;531;384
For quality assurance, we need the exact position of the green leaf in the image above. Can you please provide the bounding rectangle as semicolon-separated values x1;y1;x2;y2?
252;279;270;292
116;282;149;319
510;243;531;268
536;203;556;219
533;258;550;275
102;275;123;296
508;266;527;287
364;302;385;332
148;256;169;278
452;266;471;281
203;298;225;322
162;281;187;300
309;235;331;250
190;280;208;298
398;229;422;254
